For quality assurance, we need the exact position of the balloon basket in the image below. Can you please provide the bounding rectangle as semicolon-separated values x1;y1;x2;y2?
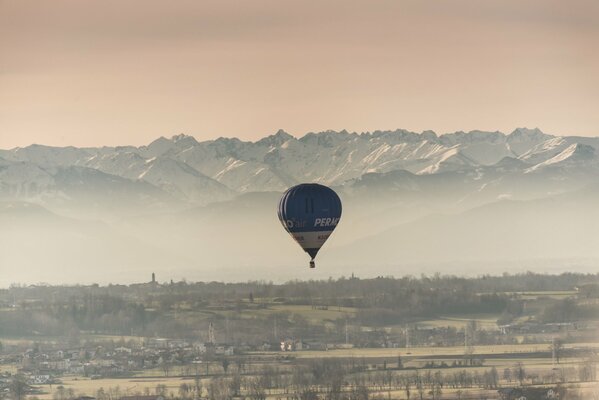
309;260;315;269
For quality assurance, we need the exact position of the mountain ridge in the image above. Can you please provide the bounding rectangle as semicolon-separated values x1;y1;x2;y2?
2;128;599;217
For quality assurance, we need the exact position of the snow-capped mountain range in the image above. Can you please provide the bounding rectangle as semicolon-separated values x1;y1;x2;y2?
2;127;599;284
1;127;598;215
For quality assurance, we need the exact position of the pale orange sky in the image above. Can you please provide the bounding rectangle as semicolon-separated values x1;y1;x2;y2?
1;0;598;148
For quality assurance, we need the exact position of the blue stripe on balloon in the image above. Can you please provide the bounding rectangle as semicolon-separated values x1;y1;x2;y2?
278;183;342;234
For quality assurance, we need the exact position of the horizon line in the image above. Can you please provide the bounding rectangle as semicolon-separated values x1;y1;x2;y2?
4;126;594;151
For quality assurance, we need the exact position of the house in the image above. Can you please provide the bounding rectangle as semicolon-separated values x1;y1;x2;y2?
115;347;132;354
280;339;306;352
29;374;51;384
214;346;234;356
193;342;207;354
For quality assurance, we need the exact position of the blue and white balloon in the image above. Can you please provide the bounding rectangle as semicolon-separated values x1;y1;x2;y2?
278;183;342;268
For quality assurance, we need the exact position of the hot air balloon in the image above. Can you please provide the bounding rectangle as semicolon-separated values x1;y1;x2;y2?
278;183;342;268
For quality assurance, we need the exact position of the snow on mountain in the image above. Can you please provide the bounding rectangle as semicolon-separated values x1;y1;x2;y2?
0;161;179;218
141;133;200;158
437;130;515;165
506;127;552;155
525;143;597;173
2;128;598;214
84;151;147;177
0;161;55;198
417;147;478;174
0;144;93;166
82;148;235;204
519;136;569;164
132;157;234;204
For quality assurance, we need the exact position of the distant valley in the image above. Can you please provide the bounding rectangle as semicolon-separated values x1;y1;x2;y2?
1;128;598;285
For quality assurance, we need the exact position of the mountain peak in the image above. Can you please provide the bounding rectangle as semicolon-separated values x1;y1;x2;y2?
508;127;549;141
257;129;294;146
421;130;438;141
171;134;199;145
275;129;291;137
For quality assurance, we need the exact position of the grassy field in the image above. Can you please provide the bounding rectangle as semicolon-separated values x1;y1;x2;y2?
0;364;17;374
206;304;358;323
4;285;597;400
416;313;500;330
16;338;599;400
263;342;599;360
29;355;599;400
33;376;205;400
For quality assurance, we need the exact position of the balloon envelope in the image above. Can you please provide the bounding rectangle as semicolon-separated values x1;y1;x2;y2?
277;183;342;261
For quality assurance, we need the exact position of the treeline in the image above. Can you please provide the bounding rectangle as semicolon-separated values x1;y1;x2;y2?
0;272;596;338
4;272;596;306
539;298;599;323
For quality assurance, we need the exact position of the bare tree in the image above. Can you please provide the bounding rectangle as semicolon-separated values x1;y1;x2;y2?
155;384;168;396
162;362;172;377
194;373;203;399
515;362;527;386
229;372;243;397
552;339;565;364
349;384;369;400
10;375;29;400
247;378;267;400
208;377;231;400
221;358;230;375
179;383;191;399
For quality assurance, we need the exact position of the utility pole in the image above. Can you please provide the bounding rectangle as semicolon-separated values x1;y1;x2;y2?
405;326;410;348
225;316;230;344
208;322;215;344
345;318;349;345
552;337;555;368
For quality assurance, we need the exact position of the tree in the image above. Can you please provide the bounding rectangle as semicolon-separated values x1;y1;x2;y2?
503;367;512;383
429;383;442;400
221;358;230;374
515;362;526;386
156;384;168;396
247;378;267;400
54;386;66;400
415;373;424;400
235;357;246;373
552;338;564;364
194;373;203;399
401;375;411;400
578;358;596;382
161;362;172;377
207;377;231;400
229;372;242;397
10;374;28;400
397;354;403;369
349;384;369;400
489;366;499;389
96;388;107;400
179;383;191;399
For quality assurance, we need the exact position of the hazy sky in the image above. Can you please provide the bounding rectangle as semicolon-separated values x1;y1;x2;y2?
1;0;598;148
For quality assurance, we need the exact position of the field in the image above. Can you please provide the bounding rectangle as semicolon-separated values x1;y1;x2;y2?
283;342;599;359
18;339;599;400
33;376;203;400
2;277;599;399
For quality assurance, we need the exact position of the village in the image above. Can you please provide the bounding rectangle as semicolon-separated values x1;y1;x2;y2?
1;275;598;399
